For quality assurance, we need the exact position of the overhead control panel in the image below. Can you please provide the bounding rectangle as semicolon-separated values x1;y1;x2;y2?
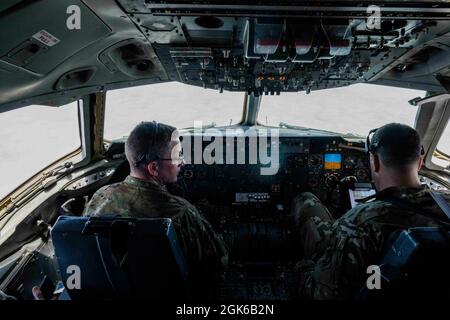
117;0;450;94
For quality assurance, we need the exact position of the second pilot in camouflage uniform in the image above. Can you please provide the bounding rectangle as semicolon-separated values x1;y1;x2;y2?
292;188;450;299
292;123;450;299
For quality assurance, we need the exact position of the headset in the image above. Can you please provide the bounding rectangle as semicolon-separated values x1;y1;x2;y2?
133;121;184;167
365;127;425;156
133;121;160;167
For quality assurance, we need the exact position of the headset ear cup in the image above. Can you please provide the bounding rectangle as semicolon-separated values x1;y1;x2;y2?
366;128;378;154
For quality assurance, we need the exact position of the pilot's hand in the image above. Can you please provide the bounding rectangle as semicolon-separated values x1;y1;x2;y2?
32;286;59;300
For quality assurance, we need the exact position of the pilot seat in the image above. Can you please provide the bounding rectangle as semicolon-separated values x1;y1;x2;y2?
51;215;190;300
356;227;450;299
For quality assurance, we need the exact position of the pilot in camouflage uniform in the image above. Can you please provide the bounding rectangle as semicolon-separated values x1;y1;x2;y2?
292;187;450;300
292;123;450;300
83;176;228;296
83;121;228;299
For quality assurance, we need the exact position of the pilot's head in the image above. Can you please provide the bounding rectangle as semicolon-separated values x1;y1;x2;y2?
366;123;424;191
125;121;184;184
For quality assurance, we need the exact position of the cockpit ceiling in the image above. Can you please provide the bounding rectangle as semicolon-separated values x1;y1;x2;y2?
1;1;450;110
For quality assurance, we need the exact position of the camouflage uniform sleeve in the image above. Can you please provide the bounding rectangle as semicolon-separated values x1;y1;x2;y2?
297;212;383;300
82;185;128;217
173;206;228;278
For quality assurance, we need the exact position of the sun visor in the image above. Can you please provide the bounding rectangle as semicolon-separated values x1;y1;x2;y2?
253;19;284;55
322;25;352;56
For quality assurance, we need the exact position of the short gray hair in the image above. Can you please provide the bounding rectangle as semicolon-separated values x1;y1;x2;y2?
125;121;176;168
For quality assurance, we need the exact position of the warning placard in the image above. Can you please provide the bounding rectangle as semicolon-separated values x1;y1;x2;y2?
32;30;60;47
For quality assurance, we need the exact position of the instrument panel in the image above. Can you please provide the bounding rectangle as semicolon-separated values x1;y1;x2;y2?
170;133;371;299
167;134;370;264
179;135;370;209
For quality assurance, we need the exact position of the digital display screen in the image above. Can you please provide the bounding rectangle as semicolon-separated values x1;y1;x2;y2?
324;153;342;170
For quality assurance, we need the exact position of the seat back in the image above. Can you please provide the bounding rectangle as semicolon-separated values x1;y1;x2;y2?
51;215;189;300
356;227;450;299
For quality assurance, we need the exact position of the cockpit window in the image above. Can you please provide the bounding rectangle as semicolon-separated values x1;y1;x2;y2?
258;84;425;136
0;102;81;199
104;82;245;140
433;121;450;168
437;122;450;155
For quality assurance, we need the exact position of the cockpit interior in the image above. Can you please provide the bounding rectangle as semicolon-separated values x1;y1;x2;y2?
0;0;450;301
